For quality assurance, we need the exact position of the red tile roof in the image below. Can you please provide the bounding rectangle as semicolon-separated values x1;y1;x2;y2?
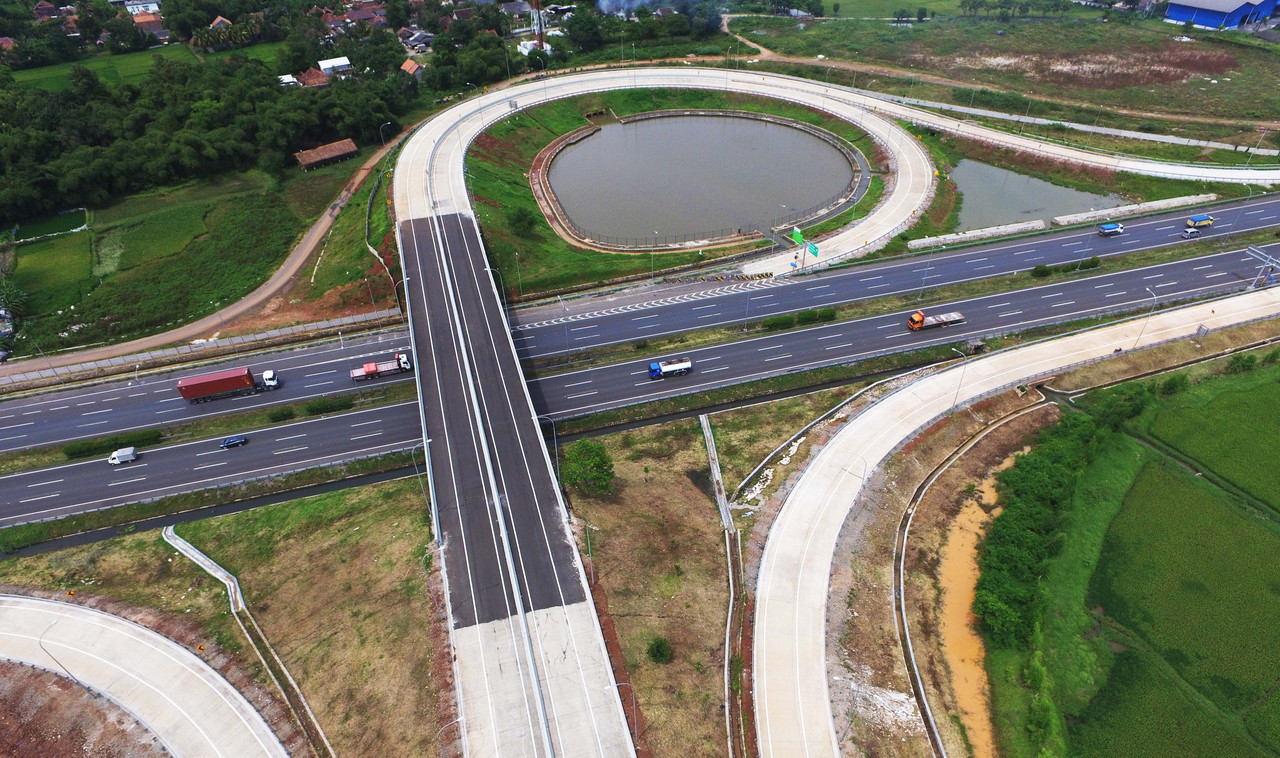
294;138;359;169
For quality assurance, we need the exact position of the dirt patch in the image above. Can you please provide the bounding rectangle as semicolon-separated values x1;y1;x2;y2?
937;502;996;758
568;419;729;757
911;47;1235;90
0;660;167;758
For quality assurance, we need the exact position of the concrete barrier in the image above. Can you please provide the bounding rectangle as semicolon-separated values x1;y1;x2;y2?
1052;193;1218;226
908;220;1045;250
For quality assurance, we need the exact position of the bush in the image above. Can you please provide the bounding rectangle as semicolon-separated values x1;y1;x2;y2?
1225;353;1258;374
647;636;673;664
817;307;837;322
304;395;356;416
267;406;296;422
762;314;796;330
1158;372;1189;396
64;428;164;459
796;309;819;325
1031;264;1052;278
561;438;614;496
1262;347;1280;366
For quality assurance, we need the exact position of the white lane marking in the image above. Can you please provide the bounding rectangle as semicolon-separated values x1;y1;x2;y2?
975;265;995;271
1062;241;1082;247
19;493;60;503
1246;209;1265;215
698;312;721;319
0;422;34;431
999;310;1023;317
1206;272;1229;278
49;405;69;410
152;390;168;395
351;432;384;441
1262;215;1278;221
571;324;600;330
196;449;226;456
1143;274;1163;280
817;333;844;340
630;315;658;321
806;284;830;291
128;392;147;398
1051;300;1076;308
304;381;334;388
1105;291;1128;298
750;294;775;300
966;257;988;263
275;433;307;442
76;421;110;428
1193;264;1213;271
1095;283;1113;288
564;379;593;387
1025;256;1043;262
987;302;1010;308
1041;292;1063;299
193;462;227;471
868;283;891;289
1122;239;1140;245
693;304;716;310
0;434;28;442
567;391;598;399
824;342;853;350
81;408;113;416
876;323;895;329
1014;249;1034;255
764;353;793;362
109;476;149;485
1156;225;1175;230
1155;282;1179;288
76;401;96;406
702;366;730;373
859;275;882;281
304;370;335;377
157;397;184;403
756;344;786;351
636;323;660;330
0;415;11;421
155;408;183;415
273;446;308;455
26;479;63;488
351;419;381;427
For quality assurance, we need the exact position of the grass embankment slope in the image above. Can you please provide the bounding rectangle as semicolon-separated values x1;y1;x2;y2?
10;158;367;353
0;477;444;756
978;349;1280;757
467;89;878;296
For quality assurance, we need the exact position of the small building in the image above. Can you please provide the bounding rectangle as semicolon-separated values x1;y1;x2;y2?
209;14;232;28
294;138;359;170
278;73;300;86
1165;0;1277;27
517;38;551;56
124;0;160;14
500;0;531;14
133;11;168;40
318;55;352;77
400;58;423;78
0;36;15;51
405;30;433;49
33;0;59;21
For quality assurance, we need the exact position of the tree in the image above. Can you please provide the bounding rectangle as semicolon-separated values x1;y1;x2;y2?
917;6;928;20
507;206;537;236
561;439;614;496
385;0;410;30
562;7;603;52
893;8;911;23
646;636;673;663
832;2;840;14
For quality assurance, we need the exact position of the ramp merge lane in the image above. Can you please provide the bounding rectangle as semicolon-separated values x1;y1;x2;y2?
399;212;632;756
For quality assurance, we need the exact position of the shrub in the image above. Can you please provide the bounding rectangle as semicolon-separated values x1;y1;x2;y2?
64;428;164;459
647;636;673;664
762;314;796;330
304;395;356;416
1158;372;1189;396
1225;353;1258;374
561;439;614;496
1261;347;1280;365
817;307;837;322
267;406;296;422
796;309;819;325
1031;264;1052;278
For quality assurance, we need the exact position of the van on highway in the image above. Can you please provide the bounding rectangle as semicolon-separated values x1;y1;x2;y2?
107;447;137;465
1180;227;1201;239
1187;214;1215;228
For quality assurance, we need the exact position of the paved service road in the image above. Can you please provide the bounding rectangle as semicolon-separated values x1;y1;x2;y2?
753;286;1280;756
0;594;288;758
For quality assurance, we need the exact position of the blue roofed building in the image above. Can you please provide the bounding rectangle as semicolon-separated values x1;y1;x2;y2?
1165;0;1276;28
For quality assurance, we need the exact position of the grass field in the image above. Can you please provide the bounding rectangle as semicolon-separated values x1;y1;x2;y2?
729;16;1280;121
12;44;200;91
113;204;211;271
14;209;86;240
228;41;288;72
1088;461;1280;714
1143;370;1280;512
12;232;93;315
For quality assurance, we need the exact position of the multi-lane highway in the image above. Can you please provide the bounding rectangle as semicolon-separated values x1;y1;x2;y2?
0;402;421;526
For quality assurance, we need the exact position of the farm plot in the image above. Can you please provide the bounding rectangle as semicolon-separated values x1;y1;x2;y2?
11;232;93;315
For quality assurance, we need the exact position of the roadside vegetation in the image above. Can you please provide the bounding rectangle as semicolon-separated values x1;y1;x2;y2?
975;345;1280;756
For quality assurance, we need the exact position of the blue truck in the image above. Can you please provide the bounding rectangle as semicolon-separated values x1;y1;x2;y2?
649;357;693;379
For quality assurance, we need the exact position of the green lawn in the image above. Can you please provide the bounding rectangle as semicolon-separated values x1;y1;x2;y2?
12;232;93;314
114;204;211;271
1089;462;1280;714
228;41;288;73
1145;375;1280;511
14;209;87;240
728;16;1280;121
12;44;199;91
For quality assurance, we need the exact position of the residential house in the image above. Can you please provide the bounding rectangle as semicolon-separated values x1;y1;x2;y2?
451;6;474;21
399;58;423;79
0;36;15;51
296;67;330;87
33;0;60;21
209;14;232;28
294;138;359;170
278;73;300;85
317;55;353;77
346;6;376;23
500;1;532;15
405;30;433;50
132;10;168;41
124;0;161;14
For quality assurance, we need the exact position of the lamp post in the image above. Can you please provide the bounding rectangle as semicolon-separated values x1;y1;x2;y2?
364;277;375;306
411;441;431;507
651;230;658;283
1132;287;1158;350
488;266;509;306
949;347;968;411
1246;127;1269;167
379;121;392;146
39;620;86;691
612;682;638;742
133;364;139;384
537;414;560;484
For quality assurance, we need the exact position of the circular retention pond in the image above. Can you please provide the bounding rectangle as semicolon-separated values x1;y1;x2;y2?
546;116;856;247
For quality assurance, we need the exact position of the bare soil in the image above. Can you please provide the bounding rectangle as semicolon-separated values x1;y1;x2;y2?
937;502;996;757
0;660;168;758
568;419;730;757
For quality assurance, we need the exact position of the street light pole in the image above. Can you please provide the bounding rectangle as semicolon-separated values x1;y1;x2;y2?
613;682;638;742
410;441;430;507
949;347;968;410
537;414;560;484
651;231;658;283
379;121;392;146
39;620;86;691
1132;287;1159;350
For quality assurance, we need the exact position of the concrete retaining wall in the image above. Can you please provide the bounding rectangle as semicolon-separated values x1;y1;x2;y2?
908;220;1045;250
1052;193;1218;226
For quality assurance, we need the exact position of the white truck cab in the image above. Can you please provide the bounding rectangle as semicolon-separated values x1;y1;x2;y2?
108;447;138;465
261;369;279;388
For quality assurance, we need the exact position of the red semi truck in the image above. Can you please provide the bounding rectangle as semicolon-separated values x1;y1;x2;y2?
176;367;279;403
350;353;413;381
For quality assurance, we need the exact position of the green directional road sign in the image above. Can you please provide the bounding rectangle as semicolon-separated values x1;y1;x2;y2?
808;242;819;257
791;227;804;244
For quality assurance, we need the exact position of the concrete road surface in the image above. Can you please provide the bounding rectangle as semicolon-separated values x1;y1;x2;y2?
753;286;1280;755
0;594;287;758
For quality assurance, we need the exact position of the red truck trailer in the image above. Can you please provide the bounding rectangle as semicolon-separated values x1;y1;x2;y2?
176;367;278;403
350;353;413;381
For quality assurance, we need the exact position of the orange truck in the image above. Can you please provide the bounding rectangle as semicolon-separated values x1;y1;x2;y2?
907;310;966;331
